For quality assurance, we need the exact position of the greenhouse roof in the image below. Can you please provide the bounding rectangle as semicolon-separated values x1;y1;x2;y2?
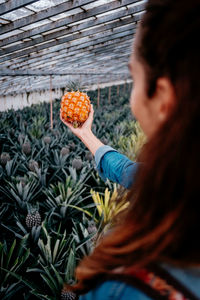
0;0;147;95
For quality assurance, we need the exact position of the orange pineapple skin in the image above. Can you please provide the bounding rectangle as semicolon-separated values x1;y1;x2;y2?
61;91;91;126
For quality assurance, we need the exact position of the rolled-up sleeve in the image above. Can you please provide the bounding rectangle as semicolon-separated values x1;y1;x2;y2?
94;145;141;189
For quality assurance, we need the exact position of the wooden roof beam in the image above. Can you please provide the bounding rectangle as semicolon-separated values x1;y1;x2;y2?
0;0;40;16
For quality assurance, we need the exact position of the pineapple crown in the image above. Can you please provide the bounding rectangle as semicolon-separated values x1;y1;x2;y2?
65;80;83;93
27;202;39;214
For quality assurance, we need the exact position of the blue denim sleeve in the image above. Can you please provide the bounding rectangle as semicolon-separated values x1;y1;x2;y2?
79;280;152;300
95;145;142;189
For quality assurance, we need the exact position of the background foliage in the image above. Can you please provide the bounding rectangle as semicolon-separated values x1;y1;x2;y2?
0;83;145;299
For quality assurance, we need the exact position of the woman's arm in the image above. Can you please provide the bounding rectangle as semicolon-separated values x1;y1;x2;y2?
60;105;141;189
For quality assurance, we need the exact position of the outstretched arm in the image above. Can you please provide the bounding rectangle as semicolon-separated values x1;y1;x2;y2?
60;105;141;189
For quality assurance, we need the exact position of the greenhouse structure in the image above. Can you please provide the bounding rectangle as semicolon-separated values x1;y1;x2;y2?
0;0;146;111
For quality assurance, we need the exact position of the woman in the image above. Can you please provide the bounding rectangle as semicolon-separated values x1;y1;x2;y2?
60;0;200;299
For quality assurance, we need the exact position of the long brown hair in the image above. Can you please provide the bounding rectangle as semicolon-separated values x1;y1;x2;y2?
67;0;200;294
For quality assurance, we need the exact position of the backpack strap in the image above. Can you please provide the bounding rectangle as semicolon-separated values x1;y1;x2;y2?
103;272;168;300
124;264;199;300
149;265;199;300
102;265;199;300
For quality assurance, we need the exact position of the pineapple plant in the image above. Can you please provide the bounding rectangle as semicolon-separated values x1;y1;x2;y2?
26;204;41;229
90;184;129;229
60;91;91;128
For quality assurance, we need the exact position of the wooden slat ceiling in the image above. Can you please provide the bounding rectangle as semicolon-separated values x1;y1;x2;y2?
0;0;146;95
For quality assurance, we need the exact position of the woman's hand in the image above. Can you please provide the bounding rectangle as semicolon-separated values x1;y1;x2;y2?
60;104;94;140
60;104;104;155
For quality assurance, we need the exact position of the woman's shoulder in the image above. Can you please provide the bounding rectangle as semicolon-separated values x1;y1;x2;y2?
79;264;200;300
79;280;152;300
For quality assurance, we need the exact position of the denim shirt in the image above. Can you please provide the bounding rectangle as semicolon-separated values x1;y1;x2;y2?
79;146;200;299
94;145;142;189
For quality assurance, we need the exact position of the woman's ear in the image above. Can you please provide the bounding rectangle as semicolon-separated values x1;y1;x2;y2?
155;77;176;122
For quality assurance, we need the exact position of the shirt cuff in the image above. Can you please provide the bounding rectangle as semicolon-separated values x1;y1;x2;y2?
94;145;118;168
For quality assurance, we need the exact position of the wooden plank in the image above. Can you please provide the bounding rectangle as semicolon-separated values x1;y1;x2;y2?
0;0;39;16
0;69;128;76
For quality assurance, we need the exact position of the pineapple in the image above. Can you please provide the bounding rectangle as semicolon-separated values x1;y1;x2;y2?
69;142;75;151
85;151;93;161
45;122;50;130
51;129;60;137
18;133;25;143
60;289;76;300
22;142;31;155
0;152;11;166
60;91;91;128
43;136;51;144
72;158;82;170
101;137;108;145
28;159;39;172
60;147;70;157
9;128;15;136
26;205;41;229
87;220;97;234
